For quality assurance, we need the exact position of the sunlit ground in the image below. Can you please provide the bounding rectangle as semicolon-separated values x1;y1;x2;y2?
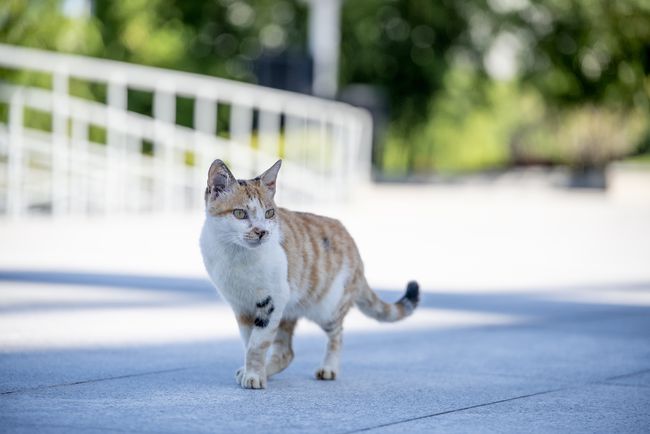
1;181;650;433
2;180;649;288
1;180;649;350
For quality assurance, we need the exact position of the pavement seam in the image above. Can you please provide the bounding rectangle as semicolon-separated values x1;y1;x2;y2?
594;381;650;389
604;367;650;381
345;366;650;433
0;365;203;396
342;388;564;433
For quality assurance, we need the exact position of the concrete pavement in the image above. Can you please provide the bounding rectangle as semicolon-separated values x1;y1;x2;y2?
1;183;649;433
1;275;649;433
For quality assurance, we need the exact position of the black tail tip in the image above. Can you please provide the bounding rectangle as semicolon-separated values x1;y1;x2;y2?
404;280;420;306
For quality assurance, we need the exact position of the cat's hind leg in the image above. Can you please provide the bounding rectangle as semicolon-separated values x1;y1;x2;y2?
265;318;297;377
314;279;358;380
315;319;344;380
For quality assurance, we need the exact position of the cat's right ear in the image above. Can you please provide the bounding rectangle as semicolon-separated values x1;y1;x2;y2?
207;159;236;200
259;159;282;196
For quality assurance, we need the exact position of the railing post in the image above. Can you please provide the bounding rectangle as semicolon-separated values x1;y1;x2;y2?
230;101;253;176
331;114;346;202
7;89;24;218
194;94;217;210
107;77;128;214
345;117;358;194
124;135;143;212
348;110;373;185
258;102;280;159
154;82;176;213
52;70;69;216
70;118;88;214
318;114;329;201
360;112;374;183
284;113;303;201
0;44;374;215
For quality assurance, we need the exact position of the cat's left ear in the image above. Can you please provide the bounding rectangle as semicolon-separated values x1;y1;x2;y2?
259;160;282;196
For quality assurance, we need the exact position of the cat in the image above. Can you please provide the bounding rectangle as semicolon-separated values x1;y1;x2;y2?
199;159;419;389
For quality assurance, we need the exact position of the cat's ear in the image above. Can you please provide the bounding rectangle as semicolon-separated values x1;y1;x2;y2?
207;159;236;199
259;160;282;195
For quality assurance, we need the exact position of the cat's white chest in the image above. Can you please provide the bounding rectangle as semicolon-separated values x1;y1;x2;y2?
200;221;288;311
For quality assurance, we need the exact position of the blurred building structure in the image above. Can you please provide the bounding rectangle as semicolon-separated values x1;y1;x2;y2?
305;0;342;98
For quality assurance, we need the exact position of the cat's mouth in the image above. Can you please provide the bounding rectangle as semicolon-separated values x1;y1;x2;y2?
243;238;265;248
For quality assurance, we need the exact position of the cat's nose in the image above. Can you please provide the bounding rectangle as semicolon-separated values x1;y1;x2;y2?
252;228;268;239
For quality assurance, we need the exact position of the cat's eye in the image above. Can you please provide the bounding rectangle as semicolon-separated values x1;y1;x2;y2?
233;209;247;219
265;209;275;219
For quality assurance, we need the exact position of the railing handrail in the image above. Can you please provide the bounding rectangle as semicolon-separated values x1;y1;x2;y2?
0;43;373;217
0;44;367;119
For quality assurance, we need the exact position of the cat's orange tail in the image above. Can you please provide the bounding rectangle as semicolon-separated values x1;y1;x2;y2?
355;279;420;322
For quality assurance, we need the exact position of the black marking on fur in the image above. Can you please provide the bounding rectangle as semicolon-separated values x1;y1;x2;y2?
207;185;226;200
254;176;261;181
210;171;232;197
254;296;274;328
237;180;247;186
322;237;330;249
256;296;272;308
254;317;270;328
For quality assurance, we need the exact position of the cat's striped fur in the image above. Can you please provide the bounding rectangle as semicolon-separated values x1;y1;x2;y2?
200;159;419;389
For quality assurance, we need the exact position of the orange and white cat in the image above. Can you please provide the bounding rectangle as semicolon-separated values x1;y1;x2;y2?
200;159;419;389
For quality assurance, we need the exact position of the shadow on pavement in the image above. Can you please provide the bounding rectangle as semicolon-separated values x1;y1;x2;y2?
2;268;649;320
1;269;649;432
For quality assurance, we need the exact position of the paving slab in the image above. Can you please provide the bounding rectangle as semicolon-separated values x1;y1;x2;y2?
1;185;649;433
1;281;649;433
1;360;561;434
366;384;650;434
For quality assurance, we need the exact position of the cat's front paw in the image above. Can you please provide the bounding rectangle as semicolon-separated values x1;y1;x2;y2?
235;367;245;383
236;368;266;389
315;367;338;380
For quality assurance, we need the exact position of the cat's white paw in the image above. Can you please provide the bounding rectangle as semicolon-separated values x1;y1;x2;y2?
315;367;338;380
237;368;266;389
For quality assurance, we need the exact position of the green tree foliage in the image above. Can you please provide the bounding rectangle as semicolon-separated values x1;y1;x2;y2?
1;0;649;173
497;0;650;109
92;0;307;80
339;0;472;171
0;0;103;54
0;0;307;134
340;0;468;123
340;0;650;173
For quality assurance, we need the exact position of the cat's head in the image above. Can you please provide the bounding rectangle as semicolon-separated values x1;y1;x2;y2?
204;159;282;249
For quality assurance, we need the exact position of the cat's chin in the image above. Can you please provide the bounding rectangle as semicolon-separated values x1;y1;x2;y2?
242;239;265;249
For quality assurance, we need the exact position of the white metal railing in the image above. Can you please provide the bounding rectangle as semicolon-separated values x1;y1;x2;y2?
0;43;372;217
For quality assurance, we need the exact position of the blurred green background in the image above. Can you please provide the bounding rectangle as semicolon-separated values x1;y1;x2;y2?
1;0;649;176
